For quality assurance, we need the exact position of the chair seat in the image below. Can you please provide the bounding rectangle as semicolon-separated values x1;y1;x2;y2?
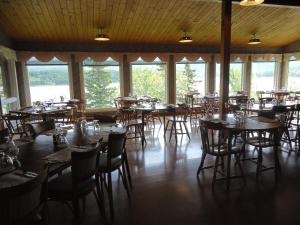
246;137;275;148
98;153;122;172
48;172;95;198
209;145;243;155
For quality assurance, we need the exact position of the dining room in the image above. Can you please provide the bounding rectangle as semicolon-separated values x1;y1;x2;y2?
1;0;300;225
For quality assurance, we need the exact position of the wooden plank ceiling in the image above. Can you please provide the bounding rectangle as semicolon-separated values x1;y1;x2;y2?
0;0;300;48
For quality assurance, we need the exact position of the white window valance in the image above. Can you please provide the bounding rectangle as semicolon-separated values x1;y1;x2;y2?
127;53;169;63
215;54;249;63
174;53;211;63
251;54;282;62
17;51;70;62
283;52;300;61
0;46;17;61
75;52;122;62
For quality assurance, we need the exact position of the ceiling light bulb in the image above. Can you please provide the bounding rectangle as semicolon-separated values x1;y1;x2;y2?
240;0;264;6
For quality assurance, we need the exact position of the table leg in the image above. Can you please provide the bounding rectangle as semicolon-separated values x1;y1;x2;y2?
226;133;232;191
273;130;281;176
173;109;177;143
141;111;145;148
163;111;166;137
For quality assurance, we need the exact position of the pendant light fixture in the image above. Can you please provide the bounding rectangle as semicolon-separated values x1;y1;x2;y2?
94;27;110;41
179;31;193;43
240;0;264;6
248;33;261;45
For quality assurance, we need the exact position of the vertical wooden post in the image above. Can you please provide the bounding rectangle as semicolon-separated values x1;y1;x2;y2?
220;0;232;115
70;54;83;100
207;55;216;94
121;54;131;96
244;55;252;96
167;55;176;104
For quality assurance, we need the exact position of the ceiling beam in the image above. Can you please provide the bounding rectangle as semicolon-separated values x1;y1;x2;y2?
233;0;300;7
194;0;300;7
14;42;283;54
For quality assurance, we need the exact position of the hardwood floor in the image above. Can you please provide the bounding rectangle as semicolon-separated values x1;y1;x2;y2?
47;121;300;225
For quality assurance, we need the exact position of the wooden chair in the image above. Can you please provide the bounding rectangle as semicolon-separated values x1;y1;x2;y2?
2;113;30;138
48;110;71;125
290;104;300;153
27;119;55;138
47;149;106;220
165;104;191;142
0;167;48;225
97;132;131;219
273;105;295;152
197;120;244;187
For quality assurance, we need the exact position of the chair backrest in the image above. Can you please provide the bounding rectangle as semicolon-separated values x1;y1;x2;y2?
107;132;126;159
0;167;48;225
71;148;98;184
28;119;55;137
199;120;229;155
272;105;295;127
2;113;29;135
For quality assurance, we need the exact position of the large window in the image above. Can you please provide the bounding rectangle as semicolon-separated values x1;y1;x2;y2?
215;63;243;95
27;57;70;103
251;62;275;97
176;58;206;103
83;58;120;109
288;60;300;91
131;58;166;103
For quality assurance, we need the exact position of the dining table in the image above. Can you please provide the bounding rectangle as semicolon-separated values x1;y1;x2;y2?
134;103;179;147
10;106;74;121
200;114;282;189
0;123;126;190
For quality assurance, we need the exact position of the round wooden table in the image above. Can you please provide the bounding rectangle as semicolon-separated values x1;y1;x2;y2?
200;114;282;189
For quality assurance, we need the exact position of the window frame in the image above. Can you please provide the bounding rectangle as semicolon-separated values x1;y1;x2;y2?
130;59;167;103
82;58;121;109
26;57;71;104
175;60;207;103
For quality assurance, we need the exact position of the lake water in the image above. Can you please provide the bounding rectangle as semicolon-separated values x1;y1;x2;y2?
30;85;70;103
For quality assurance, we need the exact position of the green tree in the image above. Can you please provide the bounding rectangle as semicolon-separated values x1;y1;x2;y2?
176;64;197;103
132;65;166;102
229;67;242;93
84;66;118;108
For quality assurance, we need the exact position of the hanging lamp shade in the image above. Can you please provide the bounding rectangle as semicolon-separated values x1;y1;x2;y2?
179;31;193;43
248;33;261;45
240;0;264;6
94;27;110;41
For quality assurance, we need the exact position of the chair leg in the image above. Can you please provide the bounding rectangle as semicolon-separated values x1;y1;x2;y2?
120;165;130;197
256;147;263;178
285;129;293;152
123;153;132;188
169;122;174;142
212;155;220;187
93;181;107;223
107;172;114;219
197;152;206;175
183;122;190;139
